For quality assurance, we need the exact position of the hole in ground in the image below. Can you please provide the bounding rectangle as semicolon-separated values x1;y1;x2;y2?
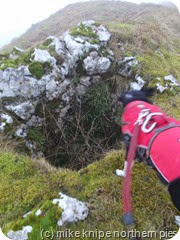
42;106;122;170
28;82;123;170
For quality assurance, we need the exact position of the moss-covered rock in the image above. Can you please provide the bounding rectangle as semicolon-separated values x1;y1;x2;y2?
11;47;24;55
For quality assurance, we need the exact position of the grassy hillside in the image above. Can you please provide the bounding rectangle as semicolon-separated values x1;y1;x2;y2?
1;0;180;52
0;1;180;239
0;147;179;239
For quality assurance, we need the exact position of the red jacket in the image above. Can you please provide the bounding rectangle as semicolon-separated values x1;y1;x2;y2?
121;101;180;183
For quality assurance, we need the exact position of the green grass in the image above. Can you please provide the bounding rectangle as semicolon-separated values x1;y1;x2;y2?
134;47;180;92
107;22;135;31
83;83;110;120
99;45;109;57
137;51;179;79
0;148;178;239
153;91;180;119
27;127;45;151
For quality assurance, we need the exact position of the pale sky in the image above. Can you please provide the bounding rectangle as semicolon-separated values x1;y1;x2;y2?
0;0;179;48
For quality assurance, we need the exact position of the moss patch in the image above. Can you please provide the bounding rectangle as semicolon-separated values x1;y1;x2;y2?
0;59;19;70
0;48;33;70
89;38;99;45
1;148;178;239
70;23;98;39
42;38;53;47
0;152;63;228
28;61;44;79
5;202;62;240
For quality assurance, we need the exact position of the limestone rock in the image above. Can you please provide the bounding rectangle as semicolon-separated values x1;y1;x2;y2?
52;192;88;226
117;56;138;78
25;140;37;151
13;46;24;54
0;66;46;99
81;20;95;27
32;48;56;65
156;75;179;93
5;101;36;120
46;21;111;79
0;113;13;132
45;74;70;100
26;116;44;127
156;83;167;93
164;75;179;86
15;124;28;138
130;76;145;90
83;52;111;75
97;25;111;42
7;226;33;240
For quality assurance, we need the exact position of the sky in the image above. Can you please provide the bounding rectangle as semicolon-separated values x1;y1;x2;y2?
0;0;179;48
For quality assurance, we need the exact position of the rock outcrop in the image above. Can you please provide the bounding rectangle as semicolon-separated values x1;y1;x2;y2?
0;20;179;161
0;20;114;158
